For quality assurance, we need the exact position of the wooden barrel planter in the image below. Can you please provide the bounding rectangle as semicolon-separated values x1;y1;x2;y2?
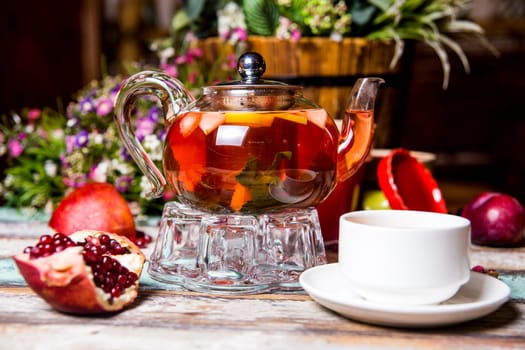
198;36;412;148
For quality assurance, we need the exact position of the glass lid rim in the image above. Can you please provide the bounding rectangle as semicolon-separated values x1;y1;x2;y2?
203;84;302;92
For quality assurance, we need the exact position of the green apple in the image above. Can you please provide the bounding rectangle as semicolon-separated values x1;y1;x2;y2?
362;190;391;210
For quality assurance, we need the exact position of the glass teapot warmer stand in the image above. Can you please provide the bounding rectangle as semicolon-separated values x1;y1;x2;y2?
148;201;327;294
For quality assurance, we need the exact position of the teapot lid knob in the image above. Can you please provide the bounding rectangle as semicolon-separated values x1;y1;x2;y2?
238;52;266;83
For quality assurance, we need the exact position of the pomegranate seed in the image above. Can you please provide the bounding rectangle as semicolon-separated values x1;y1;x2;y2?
105;275;115;288
111;287;121;298
39;235;53;244
29;247;41;259
135;237;146;248
471;265;485;273
116;274;127;286
83;250;98;264
101;256;113;271
99;234;110;245
127;273;138;286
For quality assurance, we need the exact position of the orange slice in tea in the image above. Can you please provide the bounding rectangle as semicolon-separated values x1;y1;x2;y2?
230;182;253;212
225;112;274;126
224;112;307;126
275;112;307;125
199;112;225;135
304;109;328;129
179;112;201;137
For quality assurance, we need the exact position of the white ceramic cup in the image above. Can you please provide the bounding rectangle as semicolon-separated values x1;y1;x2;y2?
338;210;471;305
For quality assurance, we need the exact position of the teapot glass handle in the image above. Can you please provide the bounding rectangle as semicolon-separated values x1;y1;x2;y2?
114;71;195;198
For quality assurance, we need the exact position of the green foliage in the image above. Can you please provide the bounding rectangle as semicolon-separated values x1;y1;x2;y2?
243;0;281;36
0;76;168;216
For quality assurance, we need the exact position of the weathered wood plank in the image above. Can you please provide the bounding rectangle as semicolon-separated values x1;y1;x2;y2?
0;286;524;349
1;221;524;349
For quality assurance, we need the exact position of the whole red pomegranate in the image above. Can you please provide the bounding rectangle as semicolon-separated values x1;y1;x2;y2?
49;183;136;239
13;230;145;314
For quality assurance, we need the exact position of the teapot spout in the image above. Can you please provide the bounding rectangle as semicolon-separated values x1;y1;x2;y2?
346;77;385;112
337;77;384;182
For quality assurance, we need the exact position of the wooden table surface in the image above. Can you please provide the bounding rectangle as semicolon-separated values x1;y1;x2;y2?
1;220;524;350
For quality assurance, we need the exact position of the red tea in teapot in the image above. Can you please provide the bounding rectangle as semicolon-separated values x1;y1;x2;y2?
164;107;374;213
164;109;340;213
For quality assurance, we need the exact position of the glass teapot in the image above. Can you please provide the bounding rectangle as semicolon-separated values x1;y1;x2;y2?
114;52;383;214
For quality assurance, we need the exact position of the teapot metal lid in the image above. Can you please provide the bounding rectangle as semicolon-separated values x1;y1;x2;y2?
202;52;304;111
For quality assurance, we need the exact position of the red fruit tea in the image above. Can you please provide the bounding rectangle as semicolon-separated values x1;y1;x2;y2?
164;109;339;213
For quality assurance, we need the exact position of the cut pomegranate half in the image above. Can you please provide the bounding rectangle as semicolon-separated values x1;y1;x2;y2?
13;230;145;315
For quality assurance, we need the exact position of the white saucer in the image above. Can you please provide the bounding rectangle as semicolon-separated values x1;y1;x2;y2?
299;263;511;328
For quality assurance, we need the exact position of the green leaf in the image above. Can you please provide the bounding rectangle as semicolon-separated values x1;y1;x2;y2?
350;2;379;27
243;0;280;36
185;0;206;21
367;0;392;12
172;10;191;32
235;151;293;209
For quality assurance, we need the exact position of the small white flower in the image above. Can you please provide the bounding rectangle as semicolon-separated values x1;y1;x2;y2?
217;2;247;39
143;134;163;161
112;159;134;175
330;31;343;42
4;174;14;187
159;47;175;60
91;133;104;145
140;176;151;198
51;129;65;140
91;160;111;182
127;201;143;216
44;160;58;177
66;118;77;128
0;144;6;157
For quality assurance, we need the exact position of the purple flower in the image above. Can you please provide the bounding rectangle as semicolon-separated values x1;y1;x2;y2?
120;146;132;161
96;98;113;116
63;174;88;188
60;154;70;167
75;130;89;147
79;96;95;113
157;129;167;141
8;139;23;157
115;175;133;192
148;105;161;123
136;117;155;140
65;135;76;154
110;83;121;95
